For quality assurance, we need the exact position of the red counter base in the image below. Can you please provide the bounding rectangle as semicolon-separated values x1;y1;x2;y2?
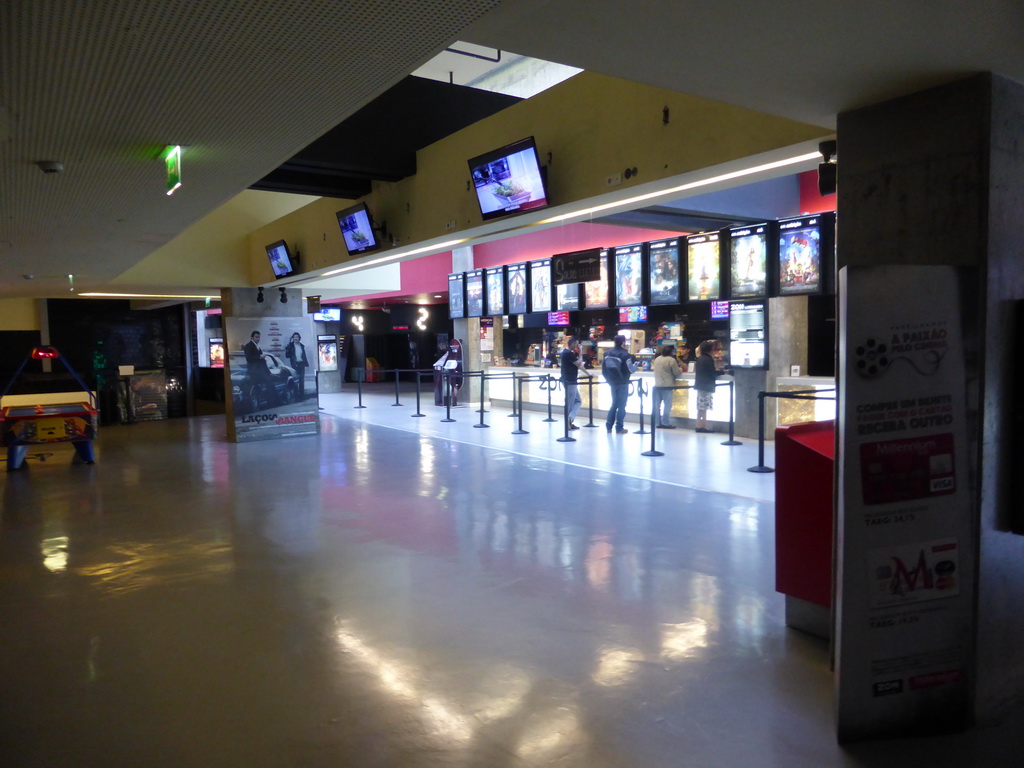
775;420;834;639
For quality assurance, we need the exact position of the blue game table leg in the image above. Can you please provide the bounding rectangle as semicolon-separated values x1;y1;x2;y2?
72;441;96;465
7;444;29;471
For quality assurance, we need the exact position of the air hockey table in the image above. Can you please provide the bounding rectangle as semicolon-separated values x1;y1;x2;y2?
2;401;98;470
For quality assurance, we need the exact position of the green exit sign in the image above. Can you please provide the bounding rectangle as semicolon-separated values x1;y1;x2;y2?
163;145;181;195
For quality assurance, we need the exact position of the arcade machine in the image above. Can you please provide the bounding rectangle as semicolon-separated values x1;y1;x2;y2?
433;338;464;406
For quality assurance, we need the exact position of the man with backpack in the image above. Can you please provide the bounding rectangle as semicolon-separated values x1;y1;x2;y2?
601;334;637;433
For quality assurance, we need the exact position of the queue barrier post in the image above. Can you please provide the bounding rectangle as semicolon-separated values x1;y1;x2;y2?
584;375;598;427
543;375;557;422
441;373;455;423
474;371;489;429
512;374;529;434
391;369;403;406
412;372;426;417
721;380;741;446
642;384;665;457
747;390;774;473
633;379;649;435
354;368;366;409
556;382;576;443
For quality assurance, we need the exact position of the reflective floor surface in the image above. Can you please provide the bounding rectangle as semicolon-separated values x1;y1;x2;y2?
1;396;1022;767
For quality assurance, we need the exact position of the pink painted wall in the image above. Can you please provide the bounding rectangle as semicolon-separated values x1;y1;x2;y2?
798;170;837;215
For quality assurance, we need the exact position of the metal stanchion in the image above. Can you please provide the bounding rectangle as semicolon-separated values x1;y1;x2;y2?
512;375;529;434
508;372;520;417
392;369;403;406
583;375;598;427
441;373;456;423
633;379;649;435
474;372;489;429
354;369;366;409
412;372;426;417
542;374;557;422
556;385;576;443
642;386;665;457
748;390;774;473
721;380;741;446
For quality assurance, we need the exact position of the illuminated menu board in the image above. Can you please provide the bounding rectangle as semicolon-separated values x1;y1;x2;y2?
507;263;528;314
485;266;506;316
448;273;465;319
583;251;610;309
529;258;552;313
465;269;484;317
729;224;768;299
614;243;644;307
648;238;680;305
729;301;766;368
686;232;721;300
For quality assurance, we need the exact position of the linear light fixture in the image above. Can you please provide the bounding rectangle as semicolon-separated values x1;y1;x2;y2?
78;292;219;300
320;238;469;277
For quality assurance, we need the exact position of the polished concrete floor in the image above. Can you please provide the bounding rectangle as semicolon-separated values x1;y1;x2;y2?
1;388;1022;767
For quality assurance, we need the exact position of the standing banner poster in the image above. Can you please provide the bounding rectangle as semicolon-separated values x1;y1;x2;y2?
836;265;977;740
225;316;319;442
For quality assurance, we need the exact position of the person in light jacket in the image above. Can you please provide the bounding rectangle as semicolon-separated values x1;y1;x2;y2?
651;345;682;428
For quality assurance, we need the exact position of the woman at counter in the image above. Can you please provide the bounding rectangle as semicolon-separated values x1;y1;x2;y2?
694;339;720;433
651;345;681;428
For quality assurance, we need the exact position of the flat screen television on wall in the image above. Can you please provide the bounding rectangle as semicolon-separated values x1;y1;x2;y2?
547;311;570;326
468;137;549;221
335;202;382;256
448;273;465;319
775;212;835;296
727;223;770;299
265;240;295;279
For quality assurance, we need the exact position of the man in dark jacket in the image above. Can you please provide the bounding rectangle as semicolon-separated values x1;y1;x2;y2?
602;334;636;433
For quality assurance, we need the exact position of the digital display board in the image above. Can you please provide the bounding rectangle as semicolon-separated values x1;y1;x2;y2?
648;238;680;305
507;263;528;314
529;258;552;313
465;269;484;318
710;300;730;320
547;311;570;326
687;232;721;300
468;137;549;221
729;301;766;368
617;306;648;323
583;251;610;309
448;273;465;319
729;224;769;299
614;243;644;306
485;266;506;316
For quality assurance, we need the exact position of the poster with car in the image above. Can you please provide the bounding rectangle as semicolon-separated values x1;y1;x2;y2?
225;316;319;442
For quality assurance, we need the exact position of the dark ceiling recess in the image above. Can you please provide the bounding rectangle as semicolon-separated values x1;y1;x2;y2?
251;76;522;198
596;206;762;233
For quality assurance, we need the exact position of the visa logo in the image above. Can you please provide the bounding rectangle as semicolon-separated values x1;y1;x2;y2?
931;477;955;492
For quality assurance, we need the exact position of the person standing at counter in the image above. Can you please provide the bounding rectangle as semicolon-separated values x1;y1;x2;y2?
559;336;592;430
652;345;682;428
602;334;637;434
694;339;720;433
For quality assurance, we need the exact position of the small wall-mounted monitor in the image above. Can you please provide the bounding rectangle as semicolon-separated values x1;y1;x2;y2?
547;311;570;326
613;243;646;307
582;250;610;309
648;238;680;306
314;307;341;322
618;306;648;323
686;232;721;300
336;202;382;256
776;212;835;296
465;269;485;318
710;300;731;320
528;258;552;313
448;273;466;319
265;240;295;279
727;223;770;299
468;137;550;221
485;266;507;316
209;338;225;368
507;263;528;314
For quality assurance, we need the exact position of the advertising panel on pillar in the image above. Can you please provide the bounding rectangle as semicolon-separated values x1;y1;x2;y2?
836;265;976;741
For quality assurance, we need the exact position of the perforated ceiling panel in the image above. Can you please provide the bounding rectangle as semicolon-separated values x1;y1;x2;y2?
0;0;503;295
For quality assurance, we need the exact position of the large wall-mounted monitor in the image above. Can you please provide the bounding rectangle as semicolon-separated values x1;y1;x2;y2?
468;137;549;221
448;273;465;319
465;269;485;318
506;263;528;314
686;232;721;301
582;250;610;309
528;258;552;313
618;306;648;323
313;307;341;322
547;311;570;327
776;212;835;296
335;202;382;256
485;266;506;316
613;243;646;307
727;223;770;299
265;240;295;279
648;238;680;306
729;301;767;369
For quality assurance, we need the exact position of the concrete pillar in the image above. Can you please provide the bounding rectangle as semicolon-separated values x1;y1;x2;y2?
451;247;482;403
835;73;1024;732
767;294;809;427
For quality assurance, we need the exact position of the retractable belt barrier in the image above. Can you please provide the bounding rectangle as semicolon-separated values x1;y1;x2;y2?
747;388;836;473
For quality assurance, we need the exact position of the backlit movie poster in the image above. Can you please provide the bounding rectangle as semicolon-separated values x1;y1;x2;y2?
226;317;319;442
530;262;551;312
729;230;767;297
687;238;720;300
615;247;642;306
584;255;609;308
649;241;679;305
779;226;821;294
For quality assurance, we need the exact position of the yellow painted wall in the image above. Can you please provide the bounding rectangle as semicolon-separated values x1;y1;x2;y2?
249;71;829;283
0;298;40;330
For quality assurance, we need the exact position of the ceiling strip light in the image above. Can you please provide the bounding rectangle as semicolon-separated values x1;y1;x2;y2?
78;292;219;299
